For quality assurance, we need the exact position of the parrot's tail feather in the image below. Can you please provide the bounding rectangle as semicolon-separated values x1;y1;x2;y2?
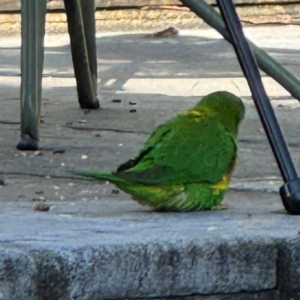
74;170;126;184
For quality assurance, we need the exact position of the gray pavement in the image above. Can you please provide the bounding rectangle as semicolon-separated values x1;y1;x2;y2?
1;26;300;299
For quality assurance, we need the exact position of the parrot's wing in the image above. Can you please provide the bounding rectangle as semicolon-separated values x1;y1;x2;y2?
115;111;237;185
116;121;173;173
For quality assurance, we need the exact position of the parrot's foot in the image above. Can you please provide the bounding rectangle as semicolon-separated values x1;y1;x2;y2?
16;136;39;151
211;203;228;211
79;98;100;109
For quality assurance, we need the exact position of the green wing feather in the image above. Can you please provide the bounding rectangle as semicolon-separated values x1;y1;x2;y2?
115;110;236;185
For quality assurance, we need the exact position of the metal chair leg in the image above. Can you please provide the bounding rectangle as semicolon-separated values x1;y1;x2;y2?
63;0;100;109
17;0;47;150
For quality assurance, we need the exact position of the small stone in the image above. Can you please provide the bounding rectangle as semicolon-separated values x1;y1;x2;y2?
207;226;218;231
129;101;137;105
84;110;91;114
130;109;137;113
31;197;44;202
34;201;50;212
112;99;121;103
34;151;44;156
78;119;87;123
35;191;44;195
0;177;7;186
111;189;119;194
94;134;101;137
53;148;66;154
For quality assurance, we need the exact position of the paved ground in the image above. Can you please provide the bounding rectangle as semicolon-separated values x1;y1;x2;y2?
1;25;300;299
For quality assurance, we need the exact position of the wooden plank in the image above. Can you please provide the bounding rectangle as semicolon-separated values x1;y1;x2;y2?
0;0;300;12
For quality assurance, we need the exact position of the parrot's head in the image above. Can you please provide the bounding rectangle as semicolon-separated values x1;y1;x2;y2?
196;91;245;134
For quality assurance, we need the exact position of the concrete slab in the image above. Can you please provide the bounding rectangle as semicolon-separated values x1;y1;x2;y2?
1;26;300;299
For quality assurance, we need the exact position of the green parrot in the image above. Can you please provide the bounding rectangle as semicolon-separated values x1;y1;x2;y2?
75;91;245;212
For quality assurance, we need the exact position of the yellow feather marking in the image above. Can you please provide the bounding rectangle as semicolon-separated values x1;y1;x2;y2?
181;110;202;117
211;173;231;195
126;183;186;208
211;159;236;195
140;185;168;195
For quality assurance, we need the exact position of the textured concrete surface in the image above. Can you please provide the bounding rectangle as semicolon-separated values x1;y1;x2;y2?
1;26;300;299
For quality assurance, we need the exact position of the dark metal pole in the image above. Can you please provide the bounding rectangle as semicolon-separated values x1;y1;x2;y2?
216;0;300;215
180;0;300;103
